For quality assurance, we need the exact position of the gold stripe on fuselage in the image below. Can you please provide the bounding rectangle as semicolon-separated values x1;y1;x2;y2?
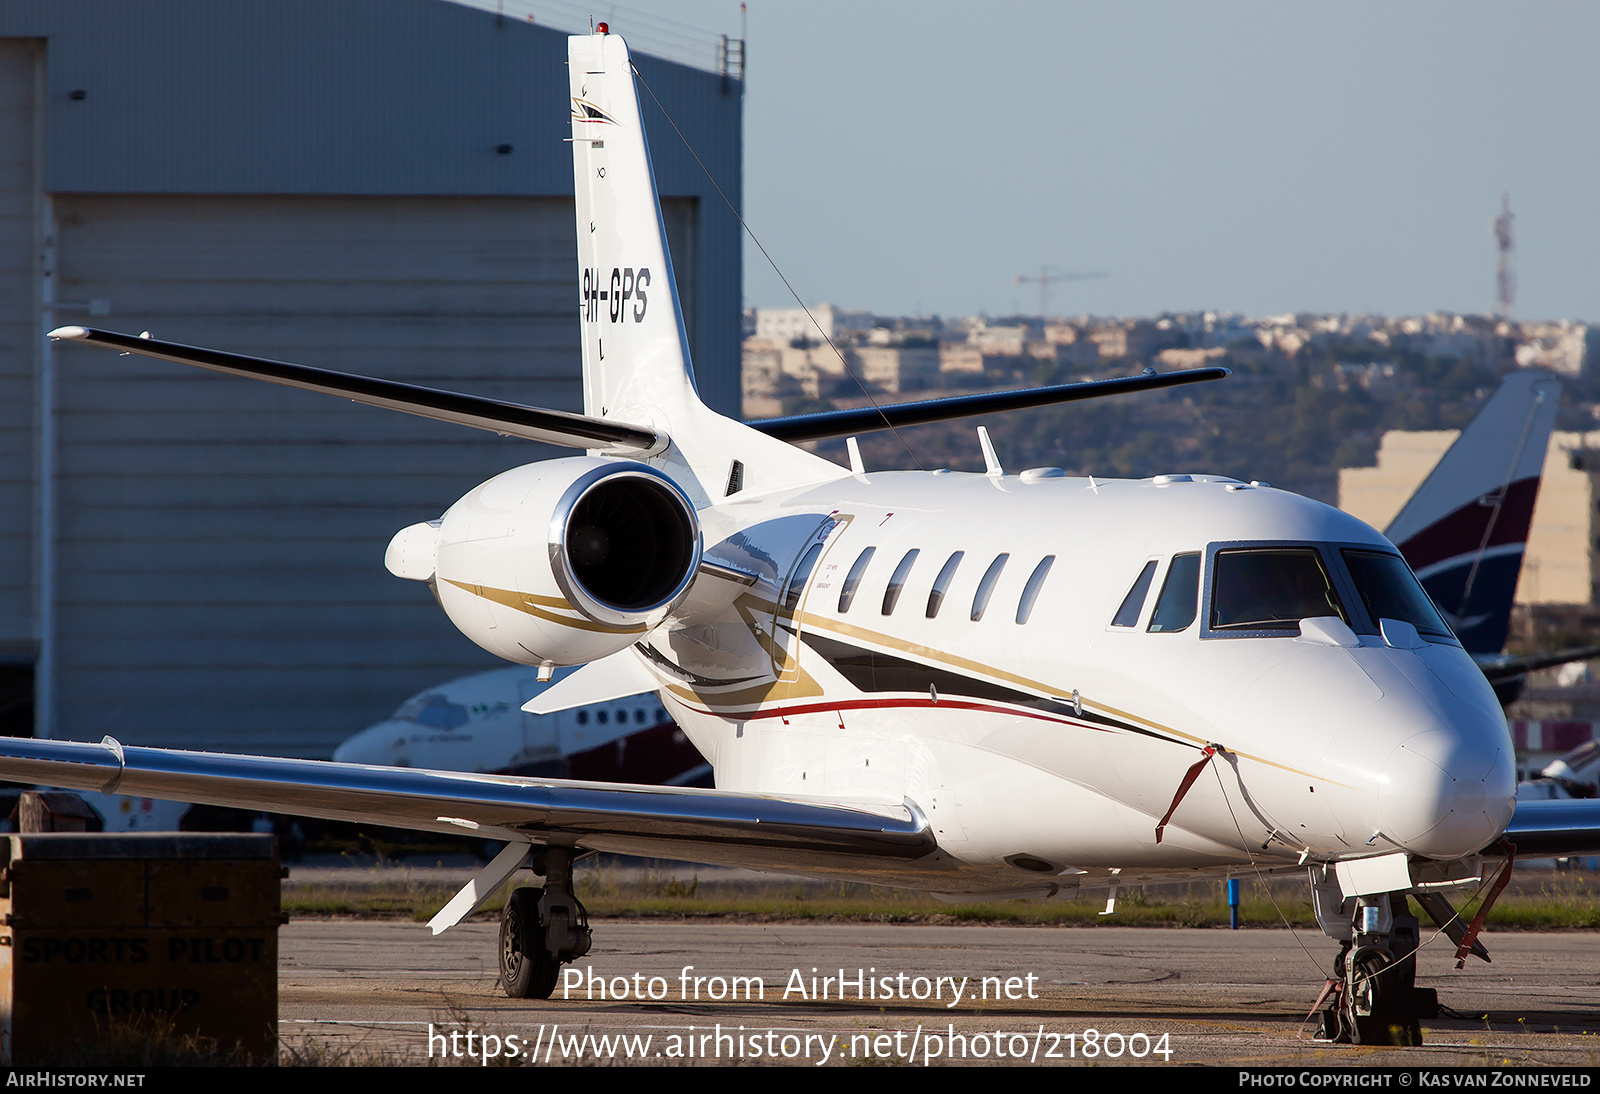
444;580;649;635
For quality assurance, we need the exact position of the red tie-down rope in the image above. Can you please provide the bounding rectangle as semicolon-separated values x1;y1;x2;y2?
1155;745;1217;844
1455;838;1515;969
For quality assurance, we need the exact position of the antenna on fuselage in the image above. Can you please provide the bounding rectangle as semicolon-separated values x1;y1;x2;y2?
977;426;1004;477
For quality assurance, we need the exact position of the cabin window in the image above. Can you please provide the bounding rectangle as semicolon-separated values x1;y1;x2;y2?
635;709;646;723
1112;560;1158;627
1340;549;1453;638
882;549;921;615
783;543;825;613
597;710;609;725
1211;548;1347;631
576;710;589;726
397;694;469;730
838;547;876;612
1015;556;1055;624
1148;552;1201;633
971;553;1010;621
926;551;964;618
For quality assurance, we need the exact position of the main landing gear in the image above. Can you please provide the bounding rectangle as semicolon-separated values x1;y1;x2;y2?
500;846;592;999
1308;871;1433;1045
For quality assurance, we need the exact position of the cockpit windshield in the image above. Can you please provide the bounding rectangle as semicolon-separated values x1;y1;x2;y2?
1210;548;1349;631
1340;549;1454;639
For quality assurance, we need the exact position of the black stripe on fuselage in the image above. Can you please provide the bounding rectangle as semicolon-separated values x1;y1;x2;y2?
798;630;1177;744
634;642;764;689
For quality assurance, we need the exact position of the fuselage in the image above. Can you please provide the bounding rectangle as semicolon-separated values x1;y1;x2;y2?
632;468;1515;893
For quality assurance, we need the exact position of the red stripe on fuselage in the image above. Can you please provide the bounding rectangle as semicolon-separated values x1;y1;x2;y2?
674;694;1116;733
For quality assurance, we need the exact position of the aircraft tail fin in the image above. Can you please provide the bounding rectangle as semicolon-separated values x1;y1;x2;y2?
569;31;699;423
1385;369;1561;655
568;31;835;497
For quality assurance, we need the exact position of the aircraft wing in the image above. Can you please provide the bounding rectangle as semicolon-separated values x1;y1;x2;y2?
748;366;1230;442
0;737;934;872
1477;646;1600;686
1499;798;1600;858
48;326;662;453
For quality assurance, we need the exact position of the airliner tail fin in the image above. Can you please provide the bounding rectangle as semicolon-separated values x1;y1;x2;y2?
1387;370;1561;654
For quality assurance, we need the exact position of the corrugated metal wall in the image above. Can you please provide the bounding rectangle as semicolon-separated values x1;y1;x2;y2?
0;40;40;662
0;0;742;755
52;193;700;754
0;0;742;415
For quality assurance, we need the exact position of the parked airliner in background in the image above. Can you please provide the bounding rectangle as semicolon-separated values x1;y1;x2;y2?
333;668;707;785
5;28;1598;1044
1376;370;1600;705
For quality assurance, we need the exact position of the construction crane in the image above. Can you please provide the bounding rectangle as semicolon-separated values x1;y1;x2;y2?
1014;265;1109;319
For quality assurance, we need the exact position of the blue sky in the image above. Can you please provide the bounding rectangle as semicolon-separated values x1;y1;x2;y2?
523;2;1600;321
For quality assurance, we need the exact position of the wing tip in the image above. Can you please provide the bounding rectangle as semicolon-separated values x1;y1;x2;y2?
48;325;89;341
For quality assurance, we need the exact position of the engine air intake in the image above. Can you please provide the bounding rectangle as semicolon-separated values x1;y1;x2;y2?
561;472;699;614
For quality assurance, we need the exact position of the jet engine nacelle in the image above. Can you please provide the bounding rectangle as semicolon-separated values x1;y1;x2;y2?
393;457;701;666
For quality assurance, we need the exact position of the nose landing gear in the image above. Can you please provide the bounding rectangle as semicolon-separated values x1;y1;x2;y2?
1309;885;1433;1045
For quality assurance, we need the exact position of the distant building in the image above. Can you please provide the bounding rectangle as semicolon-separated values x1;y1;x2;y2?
753;304;874;346
967;323;1027;356
854;346;939;394
1515;322;1591;376
939;343;985;376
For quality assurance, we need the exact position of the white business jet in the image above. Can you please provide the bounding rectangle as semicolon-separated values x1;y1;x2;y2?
7;28;1595;1041
334;367;1574;790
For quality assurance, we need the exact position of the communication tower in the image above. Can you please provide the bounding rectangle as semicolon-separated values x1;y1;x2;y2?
1493;193;1515;317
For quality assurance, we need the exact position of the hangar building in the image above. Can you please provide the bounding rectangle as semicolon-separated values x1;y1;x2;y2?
0;0;743;755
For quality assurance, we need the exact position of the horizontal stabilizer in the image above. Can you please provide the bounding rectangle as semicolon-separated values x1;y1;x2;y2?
48;326;662;453
748;366;1230;443
521;648;659;715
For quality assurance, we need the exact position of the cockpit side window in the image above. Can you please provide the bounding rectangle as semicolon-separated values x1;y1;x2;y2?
398;693;470;729
1340;549;1453;639
1148;553;1201;633
1211;548;1347;631
1111;560;1158;628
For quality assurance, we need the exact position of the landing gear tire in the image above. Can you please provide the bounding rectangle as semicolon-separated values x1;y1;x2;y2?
1342;947;1395;1043
500;887;559;999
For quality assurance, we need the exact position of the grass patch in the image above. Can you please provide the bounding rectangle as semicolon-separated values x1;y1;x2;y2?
280;858;1600;931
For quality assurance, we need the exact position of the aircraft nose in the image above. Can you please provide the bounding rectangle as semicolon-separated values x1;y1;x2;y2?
333;721;412;766
1378;730;1515;859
